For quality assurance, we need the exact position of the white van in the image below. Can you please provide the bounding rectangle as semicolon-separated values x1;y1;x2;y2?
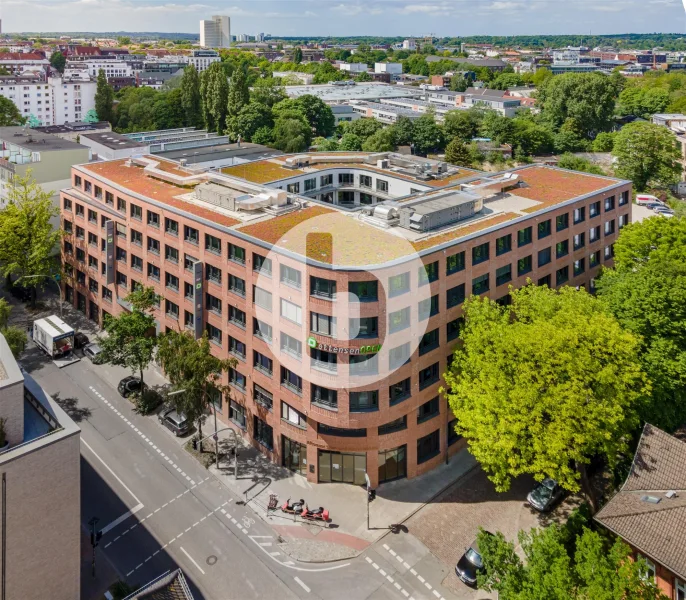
636;194;662;206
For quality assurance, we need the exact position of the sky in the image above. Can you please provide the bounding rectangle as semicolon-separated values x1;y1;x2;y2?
3;0;686;37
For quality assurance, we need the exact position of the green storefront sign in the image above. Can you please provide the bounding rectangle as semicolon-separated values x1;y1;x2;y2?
307;336;380;355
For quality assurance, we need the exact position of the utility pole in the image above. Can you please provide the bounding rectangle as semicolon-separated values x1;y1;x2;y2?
88;517;101;577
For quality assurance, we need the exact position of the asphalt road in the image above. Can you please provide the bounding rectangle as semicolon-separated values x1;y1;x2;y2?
21;333;457;600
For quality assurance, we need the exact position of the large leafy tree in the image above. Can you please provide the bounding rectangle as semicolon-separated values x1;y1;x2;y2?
477;518;667;599
347;117;384;140
444;109;482;142
272;109;312;152
95;69;115;124
0;298;26;358
537;72;617;137
444;285;647;511
0;96;24;127
0;172;62;307
612;121;682;191
157;330;235;450
411;112;445;154
225;102;273;142
250;77;286;107
200;62;229;134
444;138;471;166
179;65;202;128
49;50;66;73
362;127;396;152
99;287;158;389
226;65;250;121
597;217;686;431
293;94;335;137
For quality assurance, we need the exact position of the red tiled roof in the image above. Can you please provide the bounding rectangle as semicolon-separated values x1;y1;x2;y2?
81;160;240;228
0;53;47;61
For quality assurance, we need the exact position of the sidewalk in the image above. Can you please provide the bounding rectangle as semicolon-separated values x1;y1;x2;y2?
207;430;477;562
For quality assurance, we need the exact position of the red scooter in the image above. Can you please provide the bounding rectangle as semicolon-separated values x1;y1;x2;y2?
281;497;305;515
301;504;330;522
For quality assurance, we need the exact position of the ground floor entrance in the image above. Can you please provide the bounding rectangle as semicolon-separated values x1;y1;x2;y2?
318;450;366;485
283;436;307;476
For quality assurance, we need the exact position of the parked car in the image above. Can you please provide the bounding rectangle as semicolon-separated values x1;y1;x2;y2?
118;376;145;398
636;194;661;206
74;332;90;349
158;408;191;437
653;206;674;214
456;532;493;587
83;342;104;364
645;202;665;210
527;478;566;512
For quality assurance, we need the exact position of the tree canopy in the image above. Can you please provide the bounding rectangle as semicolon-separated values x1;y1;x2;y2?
95;69;115;124
443;284;647;510
0;96;24;127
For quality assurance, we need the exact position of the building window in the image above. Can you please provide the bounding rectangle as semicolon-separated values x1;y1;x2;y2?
350;352;378;376
604;195;615;211
311;348;337;373
556;213;569;231
419;261;439;286
377;179;388;193
556;240;569;258
538;247;551;267
378;445;407;483
417;396;439;424
229;336;246;359
619;190;629;206
538;219;551;239
130;204;142;220
472;273;489;295
638;555;656;583
253;416;273;450
253;317;272;343
131;255;143;272
589;201;601;218
286;182;300;194
448;418;461;446
496;234;511;256
419;328;439;356
281;332;302;359
446;251;465;275
359;174;372;188
350;316;378;339
147;263;160;281
379;417;407;436
419;363;439;390
205;263;222;285
311;276;336;299
206;323;222;345
389;377;411;405
88;209;98;224
388;272;410;297
446;283;465;309
574;259;585;276
229;274;246;297
165;272;179;291
165;299;179;319
147;210;160;228
590;250;601;268
206;293;222;315
517;255;532;277
84;181;92;194
75;204;84;218
447;316;464;341
389;306;411;333
320;174;333;187
389;342;411;370
417;429;440;464
229;306;246;329
229;400;247;429
538;274;551;287
64;197;73;211
349;280;378;302
350;390;379;412
339;173;353;185
280;367;302;395
311;384;337;409
147;237;160;255
281;401;306;428
573;207;585;224
165;217;178;236
254;351;273;376
184;225;199;245
304;178;317;192
253;286;273;311
205;233;221;255
590;225;601;243
74;175;82;188
604;220;615;236
556;266;569;286
517;226;532;247
418;295;439;321
280;264;301;289
675;578;685;600
318;423;366;437
280;298;301;325
496;264;512;287
311;311;337;337
253;253;272;276
472;242;489;265
619;214;629;229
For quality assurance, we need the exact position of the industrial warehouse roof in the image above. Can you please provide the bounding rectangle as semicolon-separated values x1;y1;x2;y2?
283;82;423;102
75;153;624;268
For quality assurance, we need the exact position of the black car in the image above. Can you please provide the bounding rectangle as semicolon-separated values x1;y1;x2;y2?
118;376;144;398
158;408;191;436
74;332;90;349
456;532;493;587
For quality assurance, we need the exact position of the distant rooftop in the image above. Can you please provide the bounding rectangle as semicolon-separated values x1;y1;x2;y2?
81;131;148;150
33;121;110;135
0;126;85;152
284;82;423;102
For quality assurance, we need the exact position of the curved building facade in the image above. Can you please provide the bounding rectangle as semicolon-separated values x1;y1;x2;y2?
60;152;631;487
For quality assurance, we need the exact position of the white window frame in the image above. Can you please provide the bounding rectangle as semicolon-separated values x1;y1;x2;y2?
280;298;302;325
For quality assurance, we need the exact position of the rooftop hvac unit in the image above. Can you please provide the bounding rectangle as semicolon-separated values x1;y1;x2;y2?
377;159;390;169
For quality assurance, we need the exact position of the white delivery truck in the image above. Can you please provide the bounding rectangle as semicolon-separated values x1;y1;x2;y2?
32;316;75;358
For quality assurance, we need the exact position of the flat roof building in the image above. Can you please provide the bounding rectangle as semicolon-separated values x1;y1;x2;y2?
284;83;423;103
60;152;630;488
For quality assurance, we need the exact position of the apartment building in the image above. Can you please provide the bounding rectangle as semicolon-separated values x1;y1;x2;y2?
187;50;222;73
0;53;50;75
200;15;231;49
65;58;134;78
0;332;81;600
60;152;630;488
0;72;96;126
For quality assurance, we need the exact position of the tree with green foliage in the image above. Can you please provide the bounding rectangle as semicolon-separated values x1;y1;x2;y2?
226;102;273;142
226;64;250;121
251;77;287;107
450;75;469;92
490;73;524;90
0;172;62;308
444;138;471;166
99;286;158;390
557;153;605;175
347;117;384;140
393;115;415;146
313;136;340;151
553;118;588;153
410;112;445;154
362;127;396;152
49;51;66;73
95;69;115;124
0;96;24;127
512;120;554;157
532;67;553;88
200;62;229;134
293;94;335;137
537;72;617;137
444;109;482;142
157;330;235;451
251;126;274;145
591;131;615;152
117;36;131;46
179;65;202;128
612;121;681;191
338;132;363;151
0;299;26;359
272;110;312;152
477;515;667;599
356;71;373;82
480;111;516;144
617;86;670;118
597;217;686;431
293;47;303;64
312;62;347;84
443;285;647;511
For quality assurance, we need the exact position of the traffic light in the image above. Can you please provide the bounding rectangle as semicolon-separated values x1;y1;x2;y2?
90;530;102;547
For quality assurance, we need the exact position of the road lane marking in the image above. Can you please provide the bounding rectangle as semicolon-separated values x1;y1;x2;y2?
363;553;413;600
180;546;206;575
100;502;144;536
410;569;417;575
294;577;311;593
383;544;446;598
432;590;441;598
81;438;142;504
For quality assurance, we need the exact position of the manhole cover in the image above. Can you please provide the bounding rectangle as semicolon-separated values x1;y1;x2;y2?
206;555;218;566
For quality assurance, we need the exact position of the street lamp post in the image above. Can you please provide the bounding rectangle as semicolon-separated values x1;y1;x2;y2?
15;274;63;318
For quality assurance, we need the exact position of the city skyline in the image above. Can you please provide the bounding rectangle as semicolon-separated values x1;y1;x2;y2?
1;0;684;37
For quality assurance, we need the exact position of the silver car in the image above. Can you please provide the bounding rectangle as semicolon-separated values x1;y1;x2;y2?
83;342;104;364
527;478;565;512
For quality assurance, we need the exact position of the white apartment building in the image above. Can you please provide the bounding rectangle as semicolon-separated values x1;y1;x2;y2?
187;50;221;72
402;39;417;50
375;62;403;75
65;59;134;78
200;15;231;49
0;73;96;126
0;54;50;75
339;62;368;73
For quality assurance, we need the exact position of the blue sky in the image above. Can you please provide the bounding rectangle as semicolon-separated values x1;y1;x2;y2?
5;0;686;36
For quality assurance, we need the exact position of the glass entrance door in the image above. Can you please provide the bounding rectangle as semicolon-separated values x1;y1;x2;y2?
283;436;307;476
318;450;367;484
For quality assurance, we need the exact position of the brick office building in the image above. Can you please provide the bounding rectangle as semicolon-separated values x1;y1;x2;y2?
60;153;631;488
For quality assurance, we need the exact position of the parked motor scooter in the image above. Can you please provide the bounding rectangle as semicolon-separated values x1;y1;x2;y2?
301;504;330;522
281;497;305;515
